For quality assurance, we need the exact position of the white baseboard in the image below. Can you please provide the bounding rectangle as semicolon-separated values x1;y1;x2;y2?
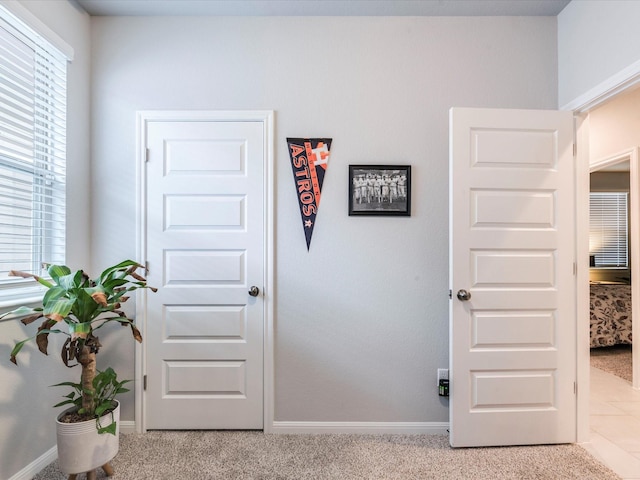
269;421;449;435
8;445;57;480
120;420;447;435
109;420;447;435
120;420;136;434
101;420;449;435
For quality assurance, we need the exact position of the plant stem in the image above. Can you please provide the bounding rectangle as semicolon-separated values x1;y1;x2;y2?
78;345;96;413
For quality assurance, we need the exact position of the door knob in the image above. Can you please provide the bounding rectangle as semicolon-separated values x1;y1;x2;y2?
456;289;471;301
248;286;260;297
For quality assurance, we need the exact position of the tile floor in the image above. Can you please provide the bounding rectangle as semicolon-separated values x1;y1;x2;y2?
583;366;640;479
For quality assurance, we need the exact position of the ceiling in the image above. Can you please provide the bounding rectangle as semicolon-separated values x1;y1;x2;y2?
73;0;572;17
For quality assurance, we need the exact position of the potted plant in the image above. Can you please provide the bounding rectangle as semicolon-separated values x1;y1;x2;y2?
1;260;155;477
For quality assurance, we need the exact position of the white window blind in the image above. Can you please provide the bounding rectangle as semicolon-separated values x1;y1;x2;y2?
0;6;67;283
589;192;628;269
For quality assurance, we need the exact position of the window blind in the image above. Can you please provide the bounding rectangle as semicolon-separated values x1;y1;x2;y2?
589;192;628;269
0;6;66;281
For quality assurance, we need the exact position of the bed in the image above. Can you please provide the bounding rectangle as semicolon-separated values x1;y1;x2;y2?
590;283;632;347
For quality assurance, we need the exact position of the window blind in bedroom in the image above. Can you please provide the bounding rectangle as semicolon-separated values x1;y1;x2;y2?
589;192;629;269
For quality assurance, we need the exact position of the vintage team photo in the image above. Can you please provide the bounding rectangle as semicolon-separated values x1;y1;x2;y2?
348;165;411;216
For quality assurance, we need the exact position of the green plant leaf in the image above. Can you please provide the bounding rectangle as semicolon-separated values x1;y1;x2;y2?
56;271;80;291
70;288;101;323
34;276;54;288
73;269;87;287
10;326;65;364
43;286;66;306
51;381;81;388
44;297;75;322
0;305;40;321
95;400;114;417
102;278;129;293
99;260;141;282
48;264;71;284
97;421;117;435
9;338;30;364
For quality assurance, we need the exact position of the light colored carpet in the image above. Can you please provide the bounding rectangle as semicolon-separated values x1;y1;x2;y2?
32;431;620;479
590;345;632;382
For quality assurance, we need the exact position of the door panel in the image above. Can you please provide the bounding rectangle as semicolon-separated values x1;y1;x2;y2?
449;107;576;447
144;119;264;429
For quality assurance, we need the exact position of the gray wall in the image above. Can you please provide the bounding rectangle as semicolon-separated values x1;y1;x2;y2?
558;0;640;107
89;15;558;425
0;1;91;479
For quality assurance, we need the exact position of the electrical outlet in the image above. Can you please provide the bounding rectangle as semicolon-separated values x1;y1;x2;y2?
437;368;449;387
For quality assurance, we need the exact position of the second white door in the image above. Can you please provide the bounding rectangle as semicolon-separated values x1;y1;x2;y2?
449;107;576;447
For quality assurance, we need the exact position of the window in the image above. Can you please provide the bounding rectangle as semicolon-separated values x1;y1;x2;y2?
589;192;629;268
0;5;67;290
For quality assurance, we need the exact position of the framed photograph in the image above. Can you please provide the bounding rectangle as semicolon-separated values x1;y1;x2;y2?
349;165;411;216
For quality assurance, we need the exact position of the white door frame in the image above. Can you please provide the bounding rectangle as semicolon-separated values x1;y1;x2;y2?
565;64;640;443
134;110;275;433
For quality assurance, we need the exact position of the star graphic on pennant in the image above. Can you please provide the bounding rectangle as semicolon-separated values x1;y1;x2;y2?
304;219;313;228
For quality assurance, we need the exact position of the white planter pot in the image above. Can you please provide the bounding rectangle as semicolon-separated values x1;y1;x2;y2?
56;401;120;474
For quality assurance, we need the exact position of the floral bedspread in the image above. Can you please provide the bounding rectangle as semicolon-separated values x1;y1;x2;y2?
590;283;632;347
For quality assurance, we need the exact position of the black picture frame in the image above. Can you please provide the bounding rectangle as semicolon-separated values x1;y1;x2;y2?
348;165;411;216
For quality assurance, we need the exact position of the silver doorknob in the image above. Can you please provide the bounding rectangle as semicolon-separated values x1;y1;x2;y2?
456;289;471;301
248;286;260;297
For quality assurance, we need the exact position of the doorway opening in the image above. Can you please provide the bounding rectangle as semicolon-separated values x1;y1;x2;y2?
584;84;640;390
577;87;640;475
588;149;637;387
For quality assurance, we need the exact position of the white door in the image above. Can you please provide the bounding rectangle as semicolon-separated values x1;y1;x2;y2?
449;107;576;447
143;117;266;429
